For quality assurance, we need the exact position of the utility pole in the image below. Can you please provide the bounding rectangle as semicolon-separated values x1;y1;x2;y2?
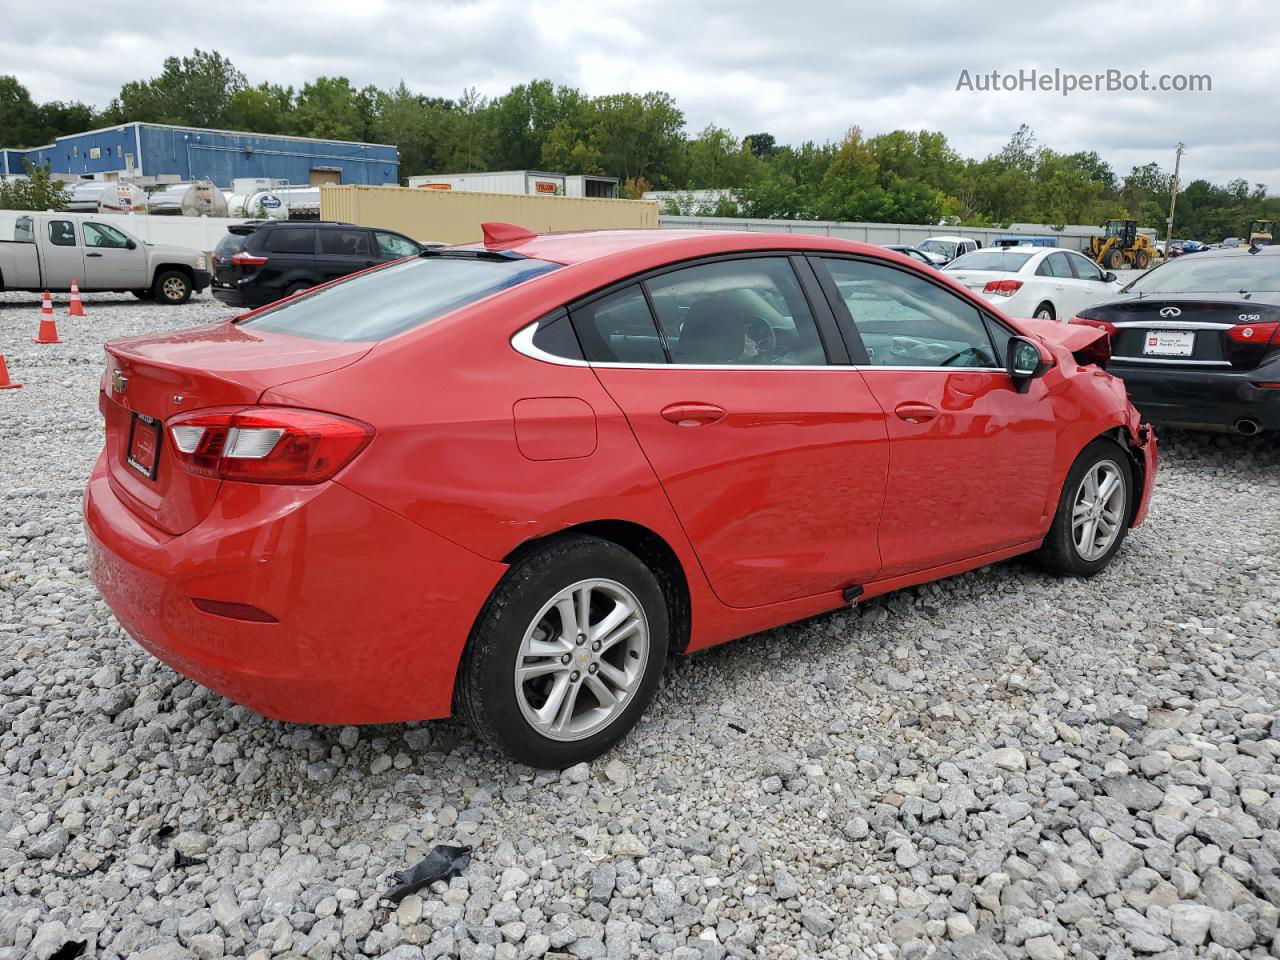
1165;143;1185;254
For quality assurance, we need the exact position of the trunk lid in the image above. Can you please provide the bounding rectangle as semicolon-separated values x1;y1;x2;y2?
101;321;372;534
1092;297;1280;371
943;269;1014;294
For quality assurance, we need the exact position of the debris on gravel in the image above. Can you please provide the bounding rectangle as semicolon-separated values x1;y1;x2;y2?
1;291;1278;958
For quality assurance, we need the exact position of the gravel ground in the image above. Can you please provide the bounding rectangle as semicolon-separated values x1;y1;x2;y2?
1;290;1278;960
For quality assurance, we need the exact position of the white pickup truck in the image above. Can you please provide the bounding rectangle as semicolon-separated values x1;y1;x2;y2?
0;212;210;304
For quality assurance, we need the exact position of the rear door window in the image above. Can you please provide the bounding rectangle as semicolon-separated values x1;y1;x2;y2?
240;254;560;341
48;220;77;246
1067;252;1105;281
319;228;374;257
264;228;316;254
645;257;827;365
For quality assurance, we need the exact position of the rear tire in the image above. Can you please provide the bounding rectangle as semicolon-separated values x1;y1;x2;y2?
153;270;192;305
1033;302;1056;322
1134;249;1151;270
1038;438;1133;577
457;534;669;768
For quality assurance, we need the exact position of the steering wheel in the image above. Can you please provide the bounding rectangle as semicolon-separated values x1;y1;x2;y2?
744;315;777;361
939;346;991;368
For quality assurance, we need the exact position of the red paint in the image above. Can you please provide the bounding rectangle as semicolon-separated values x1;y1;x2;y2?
85;229;1157;725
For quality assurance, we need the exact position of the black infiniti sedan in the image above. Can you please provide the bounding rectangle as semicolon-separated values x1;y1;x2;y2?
1072;246;1280;435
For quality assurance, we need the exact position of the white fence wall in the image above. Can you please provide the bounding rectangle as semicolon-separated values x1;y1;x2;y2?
658;215;1109;252
88;214;249;258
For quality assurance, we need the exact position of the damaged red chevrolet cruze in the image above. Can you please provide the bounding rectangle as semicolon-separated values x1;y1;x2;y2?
85;224;1157;767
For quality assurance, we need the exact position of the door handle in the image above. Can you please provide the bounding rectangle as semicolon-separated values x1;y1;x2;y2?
661;402;726;427
894;401;938;424
86;252;103;258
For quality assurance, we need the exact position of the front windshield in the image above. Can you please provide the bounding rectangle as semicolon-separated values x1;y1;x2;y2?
918;240;956;258
1124;254;1280;295
945;251;1032;272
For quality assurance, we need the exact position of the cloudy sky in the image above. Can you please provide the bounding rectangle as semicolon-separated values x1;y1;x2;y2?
8;1;1277;186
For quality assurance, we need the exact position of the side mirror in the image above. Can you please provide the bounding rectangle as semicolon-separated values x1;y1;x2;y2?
1007;336;1052;393
126;238;137;250
1103;271;1116;282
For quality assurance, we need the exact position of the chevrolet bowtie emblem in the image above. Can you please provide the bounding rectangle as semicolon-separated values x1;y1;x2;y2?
111;369;128;393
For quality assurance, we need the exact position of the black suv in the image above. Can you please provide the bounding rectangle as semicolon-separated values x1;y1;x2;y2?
211;221;425;308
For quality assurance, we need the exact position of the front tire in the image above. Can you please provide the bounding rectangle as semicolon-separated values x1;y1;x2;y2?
1105;248;1124;271
1038;439;1133;577
457;535;669;768
153;270;192;305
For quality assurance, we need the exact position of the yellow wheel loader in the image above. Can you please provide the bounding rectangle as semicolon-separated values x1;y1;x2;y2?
1090;219;1154;270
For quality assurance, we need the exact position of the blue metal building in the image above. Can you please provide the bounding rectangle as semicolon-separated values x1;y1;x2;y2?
1;122;398;186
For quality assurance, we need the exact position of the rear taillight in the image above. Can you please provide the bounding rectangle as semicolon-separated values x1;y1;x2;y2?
1070;315;1118;337
167;406;373;484
1226;321;1280;345
230;251;269;267
983;280;1023;296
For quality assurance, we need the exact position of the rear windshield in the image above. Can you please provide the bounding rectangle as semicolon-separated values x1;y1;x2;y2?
214;232;248;257
1124;254;1280;294
240;254;561;341
945;251;1033;272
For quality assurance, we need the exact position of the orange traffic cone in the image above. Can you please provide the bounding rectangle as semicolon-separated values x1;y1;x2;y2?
68;279;86;317
0;354;20;390
33;291;62;344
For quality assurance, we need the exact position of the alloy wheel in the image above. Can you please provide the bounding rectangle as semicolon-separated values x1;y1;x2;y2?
1071;460;1126;561
163;276;188;301
514;578;649;742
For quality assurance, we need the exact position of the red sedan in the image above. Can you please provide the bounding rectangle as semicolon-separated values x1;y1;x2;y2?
85;224;1157;767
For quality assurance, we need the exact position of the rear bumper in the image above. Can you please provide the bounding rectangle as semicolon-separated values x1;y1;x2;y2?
83;454;507;724
211;284;279;308
1112;361;1280;432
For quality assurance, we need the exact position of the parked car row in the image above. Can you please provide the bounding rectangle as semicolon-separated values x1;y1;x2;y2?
87;224;1157;766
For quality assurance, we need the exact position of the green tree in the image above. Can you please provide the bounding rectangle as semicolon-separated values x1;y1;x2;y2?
292;77;378;141
110;49;245;127
0;75;44;147
744;132;776;158
372;83;456;180
540;120;603;174
588;92;685;186
0;160;71;210
684;125;757;188
225;83;295;135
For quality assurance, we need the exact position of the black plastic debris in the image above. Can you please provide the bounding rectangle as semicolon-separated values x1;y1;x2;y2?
154;824;175;842
384;844;472;903
727;722;747;734
49;941;87;960
54;854;115;880
173;848;207;869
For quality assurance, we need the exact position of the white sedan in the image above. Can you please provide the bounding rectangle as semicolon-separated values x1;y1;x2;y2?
942;246;1125;322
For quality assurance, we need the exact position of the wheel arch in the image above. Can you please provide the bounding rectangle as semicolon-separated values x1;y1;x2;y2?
153;262;194;283
500;519;693;655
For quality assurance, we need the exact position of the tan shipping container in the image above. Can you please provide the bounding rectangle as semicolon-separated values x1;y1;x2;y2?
320;184;658;244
